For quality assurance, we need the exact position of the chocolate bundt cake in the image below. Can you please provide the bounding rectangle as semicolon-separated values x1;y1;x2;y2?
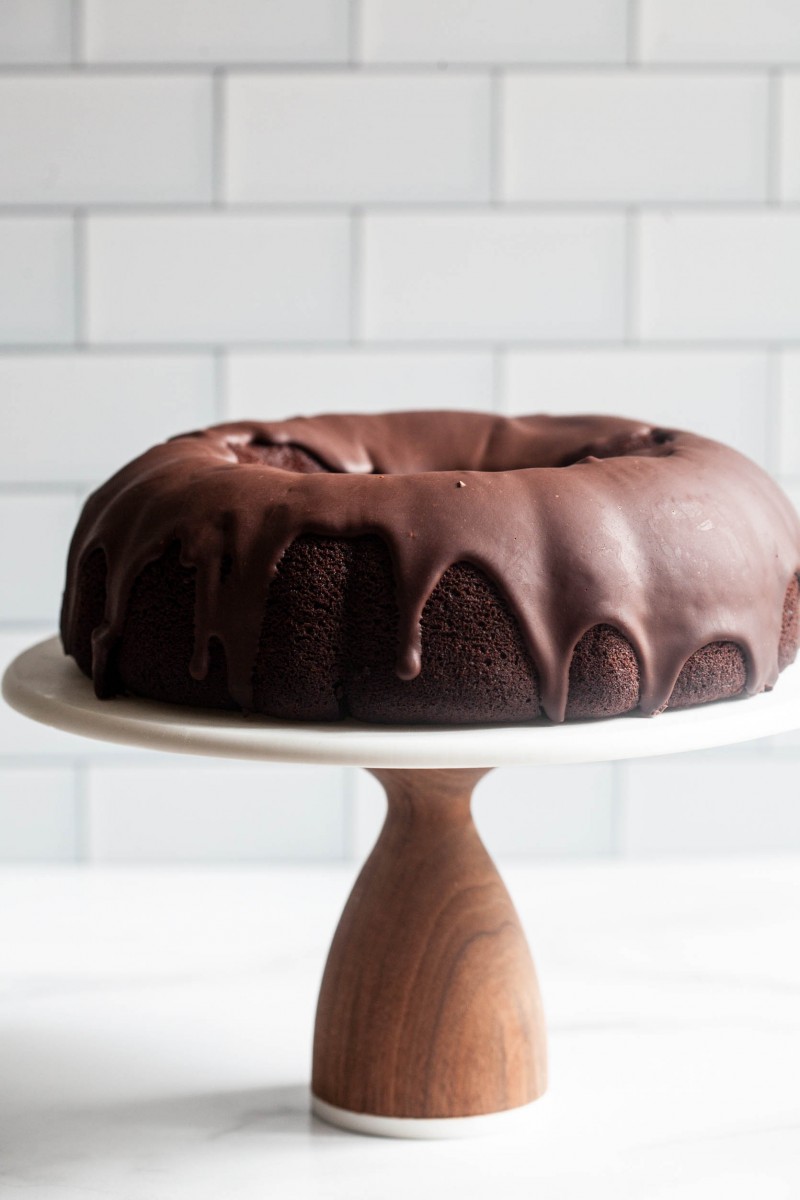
60;411;800;725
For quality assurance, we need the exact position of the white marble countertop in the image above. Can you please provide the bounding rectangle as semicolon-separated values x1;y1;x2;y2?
1;857;799;1199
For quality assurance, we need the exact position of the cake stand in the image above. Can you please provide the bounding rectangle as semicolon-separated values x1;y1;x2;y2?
5;637;800;1139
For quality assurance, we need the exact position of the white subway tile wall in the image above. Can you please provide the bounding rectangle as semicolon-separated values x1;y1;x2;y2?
360;0;629;64
87;214;351;343
502;350;770;463
363;213;626;340
0;217;74;343
224;350;495;418
501;73;768;203
0;354;216;484
779;354;800;479
0;1;71;64
225;74;492;203
85;764;348;862
0;75;214;204
638;213;800;341
619;755;800;855
83;0;350;65
0;767;79;860
0;0;798;863
639;0;800;64
0;493;79;621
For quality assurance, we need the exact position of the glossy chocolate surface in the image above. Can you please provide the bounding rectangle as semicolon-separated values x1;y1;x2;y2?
61;412;800;721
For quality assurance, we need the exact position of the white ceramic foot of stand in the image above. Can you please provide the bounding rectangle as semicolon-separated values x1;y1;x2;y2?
311;1094;537;1139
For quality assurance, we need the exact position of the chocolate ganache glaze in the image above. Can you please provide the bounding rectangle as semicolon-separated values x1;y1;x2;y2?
60;411;800;724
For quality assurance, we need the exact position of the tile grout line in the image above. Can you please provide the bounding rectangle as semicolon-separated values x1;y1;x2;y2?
212;69;226;206
6;200;800;215
0;62;793;75
0;344;221;356
0;482;97;496
7;338;800;354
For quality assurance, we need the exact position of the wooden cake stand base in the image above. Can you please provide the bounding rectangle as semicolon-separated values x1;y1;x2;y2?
312;766;546;1136
4;638;800;1138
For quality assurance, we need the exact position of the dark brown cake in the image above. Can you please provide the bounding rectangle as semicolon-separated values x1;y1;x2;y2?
60;411;800;725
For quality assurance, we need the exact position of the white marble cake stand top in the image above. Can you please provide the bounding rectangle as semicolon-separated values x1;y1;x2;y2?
4;636;800;768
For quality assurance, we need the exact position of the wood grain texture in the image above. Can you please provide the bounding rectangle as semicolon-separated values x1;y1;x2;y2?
312;767;547;1119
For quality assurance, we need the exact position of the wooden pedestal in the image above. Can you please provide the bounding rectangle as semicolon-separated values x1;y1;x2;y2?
311;767;547;1133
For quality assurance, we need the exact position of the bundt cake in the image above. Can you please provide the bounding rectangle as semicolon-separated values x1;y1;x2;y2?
60;411;800;725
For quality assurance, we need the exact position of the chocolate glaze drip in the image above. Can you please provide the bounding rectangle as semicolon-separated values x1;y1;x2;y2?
60;412;800;722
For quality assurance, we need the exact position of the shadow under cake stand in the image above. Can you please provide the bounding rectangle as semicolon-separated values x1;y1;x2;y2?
5;637;800;1139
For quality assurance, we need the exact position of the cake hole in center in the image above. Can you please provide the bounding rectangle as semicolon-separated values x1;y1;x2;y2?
229;427;676;476
229;440;333;473
560;427;676;467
